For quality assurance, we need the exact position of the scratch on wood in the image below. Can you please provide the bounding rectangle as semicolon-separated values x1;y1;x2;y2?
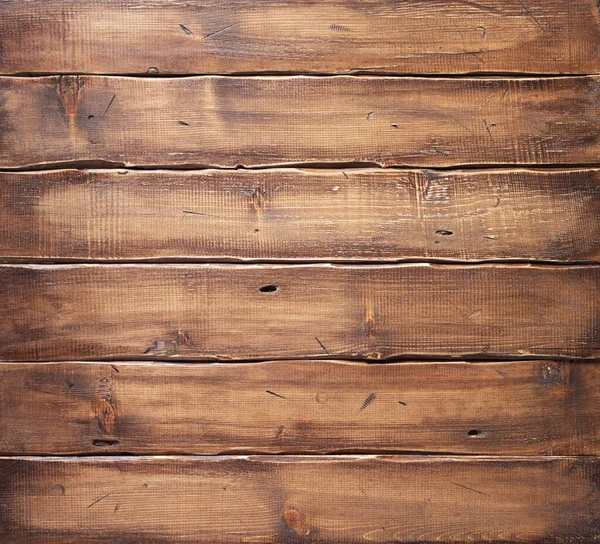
448;114;475;136
451;482;488;496
483;119;494;143
87;492;112;508
103;94;116;116
182;210;211;217
203;23;238;40
179;24;193;36
266;390;287;400
315;337;330;354
518;0;545;31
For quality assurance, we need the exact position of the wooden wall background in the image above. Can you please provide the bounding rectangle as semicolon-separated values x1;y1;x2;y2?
1;1;599;542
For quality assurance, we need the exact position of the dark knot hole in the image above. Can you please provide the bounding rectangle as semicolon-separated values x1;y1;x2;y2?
259;285;278;293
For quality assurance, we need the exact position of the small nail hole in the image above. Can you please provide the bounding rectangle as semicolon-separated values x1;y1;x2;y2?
467;429;483;437
259;285;278;293
87;114;95;120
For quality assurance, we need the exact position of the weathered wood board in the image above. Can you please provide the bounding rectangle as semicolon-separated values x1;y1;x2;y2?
1;360;597;456
1;456;599;543
1;1;599;541
1;264;598;361
1;0;598;75
2;168;600;263
1;75;600;169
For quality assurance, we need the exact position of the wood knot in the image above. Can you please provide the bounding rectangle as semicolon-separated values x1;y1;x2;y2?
144;330;192;355
57;75;83;127
94;377;116;434
364;312;379;338
282;506;310;537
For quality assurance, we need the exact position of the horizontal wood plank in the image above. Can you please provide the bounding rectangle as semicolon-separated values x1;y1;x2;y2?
3;168;600;263
1;264;599;361
1;360;597;455
2;75;600;169
1;456;599;542
0;0;598;75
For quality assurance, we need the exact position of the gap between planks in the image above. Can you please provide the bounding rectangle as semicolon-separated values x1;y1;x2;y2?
5;72;600;79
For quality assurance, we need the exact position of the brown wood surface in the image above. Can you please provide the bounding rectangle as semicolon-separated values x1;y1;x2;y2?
2;75;600;169
1;0;598;76
1;456;599;543
3;168;600;263
2;2;599;542
1;360;597;456
1;263;599;361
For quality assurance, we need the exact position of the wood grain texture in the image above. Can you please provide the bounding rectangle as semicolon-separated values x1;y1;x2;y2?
1;456;599;543
1;0;598;75
3;168;600;263
1;264;599;361
2;75;600;169
1;360;597;456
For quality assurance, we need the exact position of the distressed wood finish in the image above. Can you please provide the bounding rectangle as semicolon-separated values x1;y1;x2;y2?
2;75;600;169
3;168;600;263
1;0;598;76
1;456;599;543
1;360;597;456
1;263;599;361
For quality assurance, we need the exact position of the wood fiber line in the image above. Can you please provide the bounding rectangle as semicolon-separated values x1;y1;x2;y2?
2;168;600;263
1;456;599;542
1;264;598;361
1;76;600;169
0;0;598;75
1;360;597;456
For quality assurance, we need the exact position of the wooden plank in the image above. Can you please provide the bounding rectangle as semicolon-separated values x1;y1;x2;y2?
1;360;597;456
1;75;600;169
1;0;598;75
3;168;600;263
1;456;599;542
1;263;598;361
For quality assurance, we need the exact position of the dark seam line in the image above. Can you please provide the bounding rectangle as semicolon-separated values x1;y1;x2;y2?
4;71;599;79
